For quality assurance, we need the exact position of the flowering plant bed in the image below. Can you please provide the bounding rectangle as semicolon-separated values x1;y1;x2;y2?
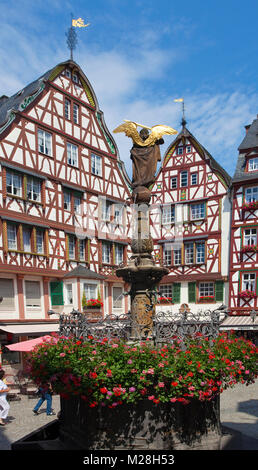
238;290;257;299
158;296;173;304
25;333;258;409
241;245;258;253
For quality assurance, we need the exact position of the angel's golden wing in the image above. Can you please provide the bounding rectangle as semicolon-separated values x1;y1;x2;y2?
143;125;177;146
113;121;144;146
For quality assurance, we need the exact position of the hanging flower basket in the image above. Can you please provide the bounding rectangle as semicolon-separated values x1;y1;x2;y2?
238;290;257;299
241;245;258;253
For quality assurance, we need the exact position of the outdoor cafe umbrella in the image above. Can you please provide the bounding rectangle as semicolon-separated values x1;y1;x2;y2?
6;335;52;352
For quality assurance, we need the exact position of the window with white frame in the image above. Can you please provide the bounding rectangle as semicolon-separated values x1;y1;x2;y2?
68;235;76;259
171;176;177;189
196;242;205;263
74;195;81;214
249;158;258;171
113;286;123;309
0;278;15;311
91;153;102;176
186;145;192;153
64;191;71;211
101;199;112;221
79;239;85;261
36;229;44;254
73;103;79;124
67;143;78;167
245;186;258;203
199;282;214;299
242;272;256;292
114;204;123;224
27;177;41;202
66;283;73;304
7;223;17;250
174;248;182;265
163;246;172;266
115;244;123;265
162;205;175;224
180;170;188;187
159;284;173;298
65;98;71;120
177;147;183;155
83;283;97;300
25;280;41;308
191;173;198;185
185;242;194;264
6;171;22;197
244;228;257;246
38;129;52;156
23;226;32;252
102;242;111;264
190;202;205;220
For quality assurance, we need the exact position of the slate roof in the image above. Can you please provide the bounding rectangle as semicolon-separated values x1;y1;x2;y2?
233;117;258;183
0;60;100;128
164;124;232;187
63;265;106;280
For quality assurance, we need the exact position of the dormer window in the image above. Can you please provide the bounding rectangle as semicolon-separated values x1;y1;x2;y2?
248;158;258;171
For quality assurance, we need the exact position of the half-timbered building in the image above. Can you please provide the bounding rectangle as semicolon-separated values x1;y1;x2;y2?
150;122;232;313
226;115;258;339
0;59;131;369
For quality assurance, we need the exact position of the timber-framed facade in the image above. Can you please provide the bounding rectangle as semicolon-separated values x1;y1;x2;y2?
0;60;131;368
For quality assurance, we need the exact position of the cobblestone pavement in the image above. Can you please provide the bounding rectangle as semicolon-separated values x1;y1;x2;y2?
0;380;257;450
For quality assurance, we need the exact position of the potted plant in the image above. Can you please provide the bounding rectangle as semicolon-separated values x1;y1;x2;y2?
158;296;173;304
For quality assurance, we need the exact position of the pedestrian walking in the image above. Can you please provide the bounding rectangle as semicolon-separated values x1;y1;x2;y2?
33;383;55;416
0;369;10;426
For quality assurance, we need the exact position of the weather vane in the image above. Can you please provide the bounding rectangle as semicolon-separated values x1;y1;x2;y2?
66;14;90;61
174;98;186;127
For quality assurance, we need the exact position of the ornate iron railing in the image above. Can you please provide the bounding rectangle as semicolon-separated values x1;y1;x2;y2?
58;304;228;345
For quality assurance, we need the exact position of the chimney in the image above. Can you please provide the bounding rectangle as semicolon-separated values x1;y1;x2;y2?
245;124;251;134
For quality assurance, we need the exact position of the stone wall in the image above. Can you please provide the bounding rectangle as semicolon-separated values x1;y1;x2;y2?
59;396;222;450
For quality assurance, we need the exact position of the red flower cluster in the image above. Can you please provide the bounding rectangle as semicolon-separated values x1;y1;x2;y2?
238;290;257;299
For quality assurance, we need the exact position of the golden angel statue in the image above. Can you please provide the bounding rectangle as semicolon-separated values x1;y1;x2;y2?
113;120;177;189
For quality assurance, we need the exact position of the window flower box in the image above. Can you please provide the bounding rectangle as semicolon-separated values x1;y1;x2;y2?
199;296;215;302
158;296;173;304
238;290;257;299
242;201;258;211
83;299;103;311
241;245;258;253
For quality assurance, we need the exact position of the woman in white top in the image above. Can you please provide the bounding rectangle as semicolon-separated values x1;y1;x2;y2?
0;369;10;425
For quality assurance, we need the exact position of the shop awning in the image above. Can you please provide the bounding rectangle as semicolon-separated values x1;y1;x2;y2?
6;335;52;352
0;323;59;335
220;316;258;331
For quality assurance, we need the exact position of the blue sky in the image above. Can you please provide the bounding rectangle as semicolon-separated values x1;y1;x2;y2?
0;0;258;179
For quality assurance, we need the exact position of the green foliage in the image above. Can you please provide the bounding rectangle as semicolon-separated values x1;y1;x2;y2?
25;333;258;408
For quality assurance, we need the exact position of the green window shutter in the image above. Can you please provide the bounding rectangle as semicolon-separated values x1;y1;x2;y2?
50;281;64;306
188;282;196;303
173;283;181;303
215;280;224;302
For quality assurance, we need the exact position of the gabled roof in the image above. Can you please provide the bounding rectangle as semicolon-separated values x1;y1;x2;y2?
233;116;258;184
63;265;106;280
163;124;232;187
